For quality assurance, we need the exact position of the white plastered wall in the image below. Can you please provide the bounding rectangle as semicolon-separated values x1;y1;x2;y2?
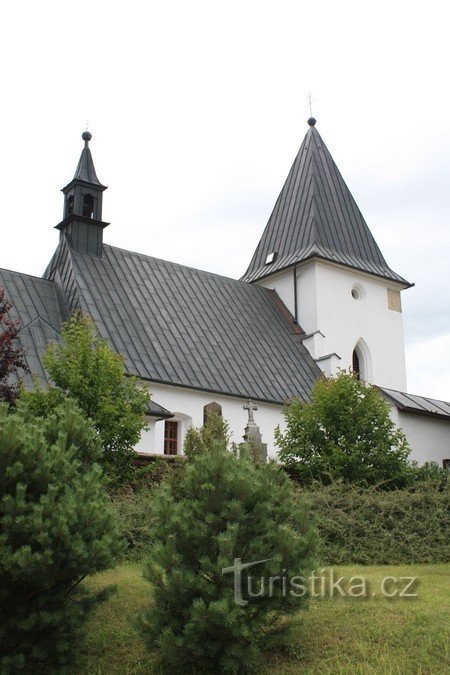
389;406;450;466
136;382;285;457
136;383;448;467
258;259;408;391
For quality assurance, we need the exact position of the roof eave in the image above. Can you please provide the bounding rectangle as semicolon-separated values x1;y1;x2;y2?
61;178;108;193
244;254;413;289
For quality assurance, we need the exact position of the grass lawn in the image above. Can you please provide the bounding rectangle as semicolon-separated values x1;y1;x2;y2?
76;562;449;674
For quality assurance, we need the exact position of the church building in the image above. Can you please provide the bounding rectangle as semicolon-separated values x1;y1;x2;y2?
1;119;449;466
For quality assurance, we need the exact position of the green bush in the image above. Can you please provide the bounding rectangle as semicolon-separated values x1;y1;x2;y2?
0;399;122;672
22;312;150;488
141;441;317;673
111;458;186;560
111;489;156;562
300;478;449;565
276;372;411;488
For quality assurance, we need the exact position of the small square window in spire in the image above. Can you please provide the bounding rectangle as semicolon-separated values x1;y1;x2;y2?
265;252;277;265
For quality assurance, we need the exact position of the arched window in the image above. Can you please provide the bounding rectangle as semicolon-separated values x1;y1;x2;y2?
82;193;94;218
66;195;74;216
352;339;372;383
352;349;360;379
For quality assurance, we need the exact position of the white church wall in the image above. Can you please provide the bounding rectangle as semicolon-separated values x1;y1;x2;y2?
257;259;408;391
136;384;449;468
389;406;450;466
137;382;286;457
298;260;408;391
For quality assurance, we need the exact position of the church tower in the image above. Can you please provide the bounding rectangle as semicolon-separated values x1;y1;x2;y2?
56;131;109;257
242;118;412;391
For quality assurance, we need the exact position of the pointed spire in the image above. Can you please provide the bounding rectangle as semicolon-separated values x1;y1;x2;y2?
242;119;411;287
72;131;104;186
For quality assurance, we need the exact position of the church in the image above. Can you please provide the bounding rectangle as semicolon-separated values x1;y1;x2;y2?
1;119;449;467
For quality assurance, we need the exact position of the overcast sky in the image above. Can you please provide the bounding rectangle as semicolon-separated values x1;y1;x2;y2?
1;0;449;399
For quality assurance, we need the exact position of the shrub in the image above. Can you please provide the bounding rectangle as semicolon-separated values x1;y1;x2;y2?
111;458;186;560
0;399;122;672
141;435;317;674
111;489;156;562
299;478;450;565
276;371;411;488
27;311;150;487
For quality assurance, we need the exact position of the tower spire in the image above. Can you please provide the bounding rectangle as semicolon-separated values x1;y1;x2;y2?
72;131;104;186
242;119;410;287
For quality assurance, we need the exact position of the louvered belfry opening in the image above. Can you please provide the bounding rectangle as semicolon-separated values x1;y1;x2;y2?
352;349;360;379
82;193;94;218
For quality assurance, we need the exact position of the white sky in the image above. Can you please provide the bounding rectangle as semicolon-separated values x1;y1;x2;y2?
1;0;449;399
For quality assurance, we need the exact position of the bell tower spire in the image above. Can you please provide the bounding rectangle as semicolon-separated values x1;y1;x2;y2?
56;131;109;256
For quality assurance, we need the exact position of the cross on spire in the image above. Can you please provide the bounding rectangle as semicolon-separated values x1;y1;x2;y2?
307;92;315;118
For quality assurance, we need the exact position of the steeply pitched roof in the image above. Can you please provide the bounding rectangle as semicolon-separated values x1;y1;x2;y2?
242;121;411;286
379;387;450;421
72;132;105;187
45;239;322;404
0;268;65;387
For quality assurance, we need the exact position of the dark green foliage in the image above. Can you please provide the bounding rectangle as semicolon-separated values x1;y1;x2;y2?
276;371;411;488
113;473;449;567
22;311;149;487
410;460;449;488
142;430;317;674
0;399;122;672
299;479;450;565
111;459;186;561
183;411;230;459
111;489;157;562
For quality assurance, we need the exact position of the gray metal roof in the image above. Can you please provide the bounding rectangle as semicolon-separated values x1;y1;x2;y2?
146;400;173;419
0;266;176;415
242;122;411;286
379;387;450;420
0;268;65;387
44;238;322;404
72;134;105;187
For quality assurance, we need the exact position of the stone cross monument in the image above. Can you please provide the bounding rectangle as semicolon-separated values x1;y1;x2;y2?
243;399;268;463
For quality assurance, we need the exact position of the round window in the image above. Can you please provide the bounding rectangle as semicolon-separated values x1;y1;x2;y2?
351;285;365;300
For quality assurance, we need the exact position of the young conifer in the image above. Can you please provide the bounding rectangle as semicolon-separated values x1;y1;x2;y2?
0;399;122;672
142;419;316;673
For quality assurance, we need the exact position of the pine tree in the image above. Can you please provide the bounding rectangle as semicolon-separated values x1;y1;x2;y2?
142;425;317;673
0;398;122;672
0;287;28;404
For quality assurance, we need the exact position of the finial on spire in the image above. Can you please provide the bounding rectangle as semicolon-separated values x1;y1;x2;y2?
82;130;92;145
307;117;317;126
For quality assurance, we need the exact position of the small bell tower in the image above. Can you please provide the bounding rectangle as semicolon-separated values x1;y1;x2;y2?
56;131;109;256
